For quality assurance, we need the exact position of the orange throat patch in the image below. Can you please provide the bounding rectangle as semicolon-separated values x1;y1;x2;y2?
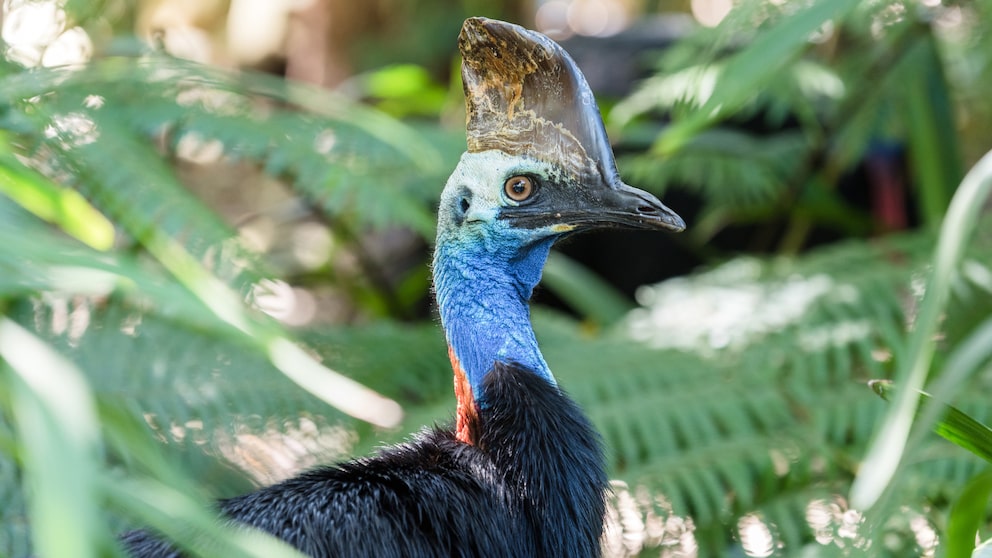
448;345;480;445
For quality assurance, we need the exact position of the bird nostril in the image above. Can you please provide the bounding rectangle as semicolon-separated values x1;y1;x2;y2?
637;205;658;214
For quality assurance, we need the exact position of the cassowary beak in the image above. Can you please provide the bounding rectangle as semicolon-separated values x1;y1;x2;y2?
544;182;686;232
496;173;685;232
458;17;685;234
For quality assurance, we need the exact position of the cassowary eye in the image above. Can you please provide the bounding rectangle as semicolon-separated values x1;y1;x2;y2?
504;175;535;202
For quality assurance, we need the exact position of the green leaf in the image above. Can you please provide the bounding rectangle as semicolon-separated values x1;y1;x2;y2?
945;468;992;558
901;31;963;228
654;0;861;154
869;380;992;463
852;148;992;510
0;150;114;250
0;200;403;428
0;318;108;558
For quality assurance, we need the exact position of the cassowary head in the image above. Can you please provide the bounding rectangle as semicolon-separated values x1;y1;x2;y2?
433;18;685;409
436;17;684;254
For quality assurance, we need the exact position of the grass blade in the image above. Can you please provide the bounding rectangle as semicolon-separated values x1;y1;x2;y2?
0;148;114;250
945;468;992;558
851;148;992;509
869;380;992;463
0;318;108;558
902;31;962;228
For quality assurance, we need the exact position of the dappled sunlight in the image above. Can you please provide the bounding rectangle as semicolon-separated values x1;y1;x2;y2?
600;485;942;557
44;112;99;148
870;2;908;39
140;412;357;486
175;132;225;165
290;221;334;270
2;0;91;67
792;60;846;99
33;294;90;347
137;0;310;69
214;416;358;485
602;481;698;558
910;514;938;557
313;128;337;155
737;513;776;557
39;25;91;66
738;501;936;556
250;278;317;326
226;0;294;66
214;417;358;485
174;85;250;116
626;258;861;353
804;497;939;556
798;320;872;352
213;416;357;486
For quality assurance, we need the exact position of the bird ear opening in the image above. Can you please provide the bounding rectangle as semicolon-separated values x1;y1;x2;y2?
451;187;472;226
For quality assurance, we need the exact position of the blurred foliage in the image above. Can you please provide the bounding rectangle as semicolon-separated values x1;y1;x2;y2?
613;0;992;257
2;1;992;557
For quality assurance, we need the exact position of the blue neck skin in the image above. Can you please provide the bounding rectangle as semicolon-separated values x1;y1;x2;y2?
433;225;557;404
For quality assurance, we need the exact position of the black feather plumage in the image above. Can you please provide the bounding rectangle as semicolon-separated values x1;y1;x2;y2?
121;362;608;557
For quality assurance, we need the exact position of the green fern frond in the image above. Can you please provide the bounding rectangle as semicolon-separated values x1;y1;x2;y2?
531;220;992;554
3;54;448;255
618;128;808;207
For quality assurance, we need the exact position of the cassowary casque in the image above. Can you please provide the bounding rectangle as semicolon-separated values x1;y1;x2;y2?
122;16;684;558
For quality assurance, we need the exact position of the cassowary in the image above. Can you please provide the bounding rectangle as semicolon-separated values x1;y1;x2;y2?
122;17;684;558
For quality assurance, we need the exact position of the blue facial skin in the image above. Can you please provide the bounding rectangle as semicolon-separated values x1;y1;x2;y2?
433;217;560;404
432;150;574;404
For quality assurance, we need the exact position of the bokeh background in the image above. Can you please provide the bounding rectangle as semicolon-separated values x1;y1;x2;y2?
2;0;992;556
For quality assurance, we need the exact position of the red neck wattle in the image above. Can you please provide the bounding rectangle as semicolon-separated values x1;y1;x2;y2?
448;345;479;445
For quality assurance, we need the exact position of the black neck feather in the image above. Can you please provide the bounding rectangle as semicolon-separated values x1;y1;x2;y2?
121;362;608;558
476;362;608;557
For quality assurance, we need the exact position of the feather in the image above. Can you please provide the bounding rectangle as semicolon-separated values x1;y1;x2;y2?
121;364;606;557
